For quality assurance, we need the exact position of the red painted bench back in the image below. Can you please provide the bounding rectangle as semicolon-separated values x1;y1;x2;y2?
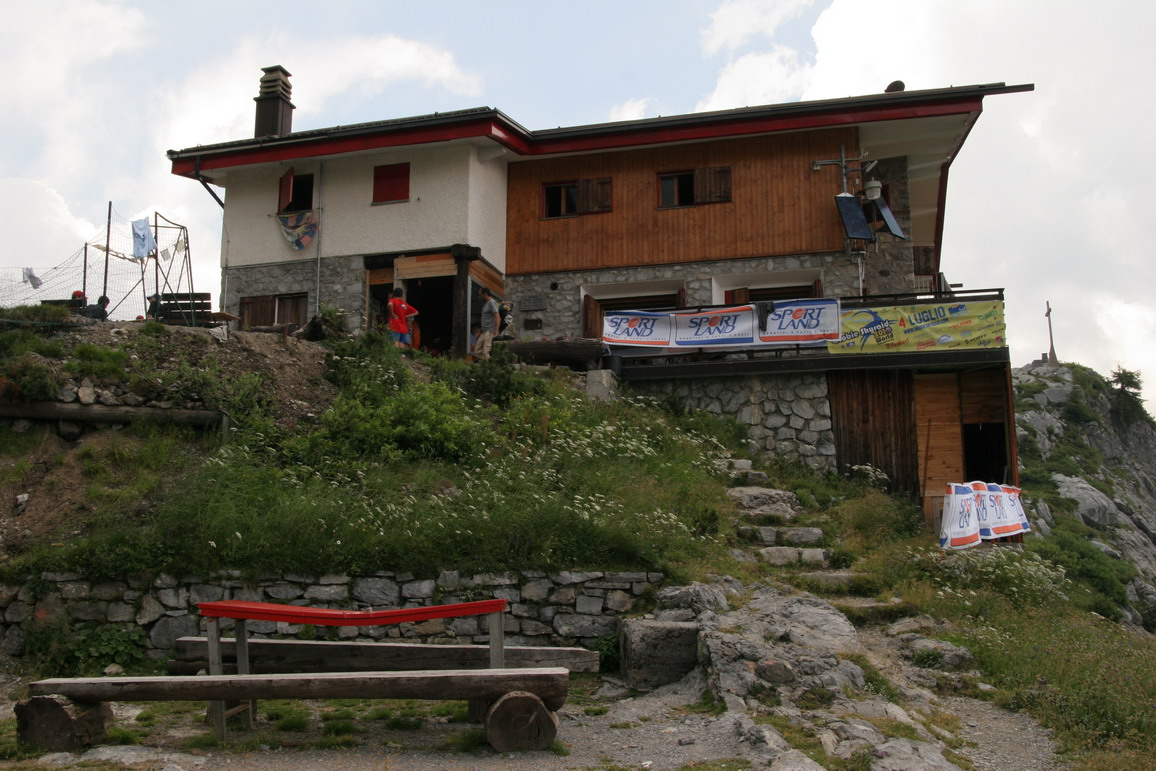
197;599;507;627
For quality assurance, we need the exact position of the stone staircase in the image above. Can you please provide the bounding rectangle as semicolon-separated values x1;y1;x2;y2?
618;457;1003;771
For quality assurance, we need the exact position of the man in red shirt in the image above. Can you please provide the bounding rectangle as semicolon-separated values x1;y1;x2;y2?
387;287;419;349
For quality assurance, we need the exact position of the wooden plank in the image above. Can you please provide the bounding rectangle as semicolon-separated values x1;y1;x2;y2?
169;638;599;674
0;402;222;427
395;255;455;280
30;668;570;712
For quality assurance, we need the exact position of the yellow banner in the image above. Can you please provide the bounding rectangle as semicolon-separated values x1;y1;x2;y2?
827;301;1005;354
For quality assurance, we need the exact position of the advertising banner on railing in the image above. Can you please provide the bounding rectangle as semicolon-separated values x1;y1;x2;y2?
939;481;1028;550
828;300;1005;354
603;299;841;349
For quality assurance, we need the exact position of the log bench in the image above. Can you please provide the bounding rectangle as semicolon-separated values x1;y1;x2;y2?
19;598;579;753
21;668;568;752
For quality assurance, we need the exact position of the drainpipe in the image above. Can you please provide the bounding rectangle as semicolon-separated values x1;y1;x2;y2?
314;162;324;317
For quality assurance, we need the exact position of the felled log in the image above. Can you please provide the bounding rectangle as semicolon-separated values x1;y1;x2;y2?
15;696;111;752
0;401;223;427
484;691;559;752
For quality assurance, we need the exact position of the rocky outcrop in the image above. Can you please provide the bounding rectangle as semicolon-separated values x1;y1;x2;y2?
1014;362;1156;624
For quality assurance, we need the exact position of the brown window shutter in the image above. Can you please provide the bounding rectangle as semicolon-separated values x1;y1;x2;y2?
577;177;613;213
582;294;603;339
241;295;276;328
278;168;294;213
726;287;751;305
810;278;824;298
694;166;731;204
676;287;688;309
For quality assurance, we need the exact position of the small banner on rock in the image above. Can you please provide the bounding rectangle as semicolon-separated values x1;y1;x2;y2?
940;481;1030;550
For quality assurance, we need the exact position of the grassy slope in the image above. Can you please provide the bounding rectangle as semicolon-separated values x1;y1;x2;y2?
2;320;1155;769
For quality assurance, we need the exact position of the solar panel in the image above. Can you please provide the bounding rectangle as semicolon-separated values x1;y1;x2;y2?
835;194;875;241
871;197;907;239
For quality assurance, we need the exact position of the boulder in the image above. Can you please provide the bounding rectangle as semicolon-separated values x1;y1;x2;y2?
619;619;700;690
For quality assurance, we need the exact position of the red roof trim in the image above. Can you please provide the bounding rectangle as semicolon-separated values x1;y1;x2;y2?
171;97;985;178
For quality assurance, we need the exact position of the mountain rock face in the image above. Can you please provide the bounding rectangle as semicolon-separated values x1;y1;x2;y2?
1013;361;1156;624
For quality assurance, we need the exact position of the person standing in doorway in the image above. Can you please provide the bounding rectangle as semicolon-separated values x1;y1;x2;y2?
476;286;500;360
387;287;419;349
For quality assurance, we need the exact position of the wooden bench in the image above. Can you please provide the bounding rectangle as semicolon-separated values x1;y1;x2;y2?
21;668;568;753
20;598;575;752
156;292;213;327
167;636;600;675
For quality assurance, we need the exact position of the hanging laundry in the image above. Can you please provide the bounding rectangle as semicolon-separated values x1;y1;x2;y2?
132;218;157;259
276;211;318;251
21;268;42;289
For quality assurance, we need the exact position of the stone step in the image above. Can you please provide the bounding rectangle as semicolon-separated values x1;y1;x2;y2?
757;546;828;567
736;526;824;546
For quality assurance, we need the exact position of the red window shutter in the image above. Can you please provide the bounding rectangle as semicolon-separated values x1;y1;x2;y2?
810;278;824;298
676;287;688;309
373;163;411;203
278;168;294;213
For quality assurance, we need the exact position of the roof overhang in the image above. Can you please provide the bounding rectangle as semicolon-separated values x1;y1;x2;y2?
168;82;1031;258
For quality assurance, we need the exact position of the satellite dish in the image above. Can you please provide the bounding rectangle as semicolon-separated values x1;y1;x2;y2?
884;80;906;93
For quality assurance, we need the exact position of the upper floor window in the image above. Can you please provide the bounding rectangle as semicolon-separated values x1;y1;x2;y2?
278;168;314;213
373;163;411;204
543;177;612;219
658;166;731;208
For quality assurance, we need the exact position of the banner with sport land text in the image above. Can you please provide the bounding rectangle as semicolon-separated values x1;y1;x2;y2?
603;299;840;349
939;481;1028;550
828;301;1005;354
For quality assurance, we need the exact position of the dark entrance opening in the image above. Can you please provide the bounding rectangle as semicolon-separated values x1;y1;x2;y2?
403;276;455;355
963;423;1009;483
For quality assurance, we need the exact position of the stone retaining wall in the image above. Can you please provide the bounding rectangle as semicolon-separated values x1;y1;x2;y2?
0;569;664;659
631;372;836;470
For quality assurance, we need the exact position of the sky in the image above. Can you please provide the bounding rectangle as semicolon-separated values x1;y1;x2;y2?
2;0;1153;404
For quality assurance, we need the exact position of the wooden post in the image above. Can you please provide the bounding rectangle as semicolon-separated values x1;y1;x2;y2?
488;612;505;668
234;620;254;727
205;618;226;739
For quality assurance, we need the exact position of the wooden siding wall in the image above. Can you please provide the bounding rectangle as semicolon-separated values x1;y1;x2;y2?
960;369;1007;424
915;373;965;518
505;129;856;275
827;370;920;494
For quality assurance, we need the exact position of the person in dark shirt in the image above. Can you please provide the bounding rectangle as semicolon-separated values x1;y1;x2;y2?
146;294;161;320
84;296;110;321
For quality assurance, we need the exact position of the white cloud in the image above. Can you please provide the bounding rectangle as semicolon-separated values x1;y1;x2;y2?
702;0;815;56
609;98;656;122
696;47;812;111
0;180;97;269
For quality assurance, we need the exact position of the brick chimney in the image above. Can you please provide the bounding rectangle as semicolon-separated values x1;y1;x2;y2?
254;65;294;138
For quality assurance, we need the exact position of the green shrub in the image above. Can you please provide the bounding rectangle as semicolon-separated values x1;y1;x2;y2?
0;354;57;400
430;343;543;408
24;621;148;677
1028;527;1134;609
325;333;409;402
0;329;64;360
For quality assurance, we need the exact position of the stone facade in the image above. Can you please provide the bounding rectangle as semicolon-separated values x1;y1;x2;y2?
0;569;664;659
222;256;366;332
505;252;862;342
632;373;836;470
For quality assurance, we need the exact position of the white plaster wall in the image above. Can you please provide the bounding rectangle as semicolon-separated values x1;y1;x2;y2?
219;142;502;269
466;148;509;273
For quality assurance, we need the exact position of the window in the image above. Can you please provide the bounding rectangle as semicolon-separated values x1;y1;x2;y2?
543;177;612;218
278;168;314;213
373;163;410;204
240;292;309;330
658;166;731;208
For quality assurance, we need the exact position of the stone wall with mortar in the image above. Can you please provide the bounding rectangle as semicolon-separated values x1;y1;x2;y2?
631;373;836;471
0;568;664;660
504;252;862;342
222;256;366;332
